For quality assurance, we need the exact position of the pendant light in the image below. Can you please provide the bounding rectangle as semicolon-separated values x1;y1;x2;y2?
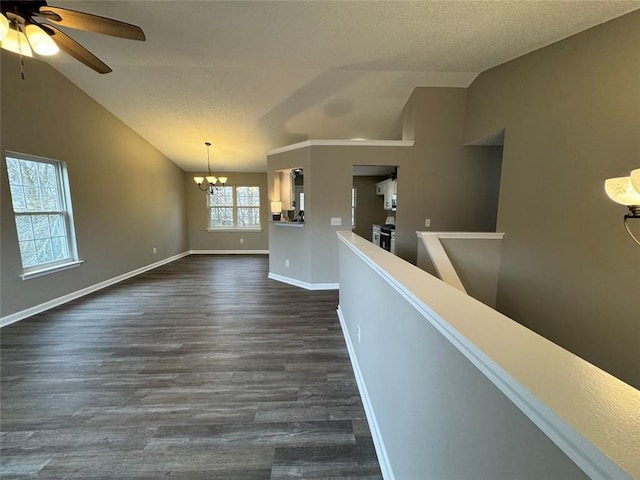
194;142;227;194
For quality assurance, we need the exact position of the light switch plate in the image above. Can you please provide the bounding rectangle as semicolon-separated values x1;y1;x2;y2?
331;217;342;226
425;219;431;227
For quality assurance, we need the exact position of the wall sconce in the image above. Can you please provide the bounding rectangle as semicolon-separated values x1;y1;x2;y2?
604;168;640;246
271;201;282;221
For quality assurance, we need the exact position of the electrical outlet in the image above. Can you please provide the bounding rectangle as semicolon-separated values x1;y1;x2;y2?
331;217;342;226
285;259;290;268
357;324;361;344
425;219;431;227
240;238;244;244
153;247;157;254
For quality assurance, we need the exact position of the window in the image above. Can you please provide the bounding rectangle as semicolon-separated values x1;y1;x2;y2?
208;186;261;230
352;187;357;228
6;153;81;278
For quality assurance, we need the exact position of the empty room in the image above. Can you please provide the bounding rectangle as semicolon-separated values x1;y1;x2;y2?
1;2;639;479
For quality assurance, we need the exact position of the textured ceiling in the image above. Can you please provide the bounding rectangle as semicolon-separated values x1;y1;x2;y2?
28;1;640;172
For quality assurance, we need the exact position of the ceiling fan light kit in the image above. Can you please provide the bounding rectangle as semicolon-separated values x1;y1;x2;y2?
0;11;9;38
25;23;58;55
1;23;31;56
0;1;145;73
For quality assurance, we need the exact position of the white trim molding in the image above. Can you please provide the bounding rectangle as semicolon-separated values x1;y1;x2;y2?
20;259;85;280
190;250;269;255
337;231;639;480
206;228;263;233
337;306;395;480
267;139;415;156
416;231;505;240
419;234;467;293
1;251;190;328
268;272;338;291
271;222;304;228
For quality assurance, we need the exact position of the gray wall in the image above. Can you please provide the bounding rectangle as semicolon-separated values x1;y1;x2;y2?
417;236;503;308
464;11;640;388
1;53;189;318
267;88;501;286
186;172;269;251
267;147;311;281
338;240;588;479
402;88;502;251
308;145;410;284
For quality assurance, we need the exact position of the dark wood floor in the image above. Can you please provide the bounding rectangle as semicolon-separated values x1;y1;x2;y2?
1;255;381;479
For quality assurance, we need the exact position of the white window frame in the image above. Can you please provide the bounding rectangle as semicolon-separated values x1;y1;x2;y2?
5;152;82;280
206;185;262;232
352;187;357;229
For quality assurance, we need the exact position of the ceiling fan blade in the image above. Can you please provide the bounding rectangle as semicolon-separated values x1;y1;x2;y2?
44;24;112;74
38;6;145;41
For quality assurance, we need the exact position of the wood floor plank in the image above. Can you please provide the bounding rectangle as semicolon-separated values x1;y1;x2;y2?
0;255;381;479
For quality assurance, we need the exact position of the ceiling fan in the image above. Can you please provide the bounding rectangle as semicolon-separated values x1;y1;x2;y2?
0;0;145;74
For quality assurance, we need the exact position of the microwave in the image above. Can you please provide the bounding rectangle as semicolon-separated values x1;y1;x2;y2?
391;194;397;211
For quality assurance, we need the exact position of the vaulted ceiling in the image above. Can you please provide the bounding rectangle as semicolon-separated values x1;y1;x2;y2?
17;1;640;172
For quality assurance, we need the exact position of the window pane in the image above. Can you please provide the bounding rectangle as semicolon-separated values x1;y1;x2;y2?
20;160;38;186
10;186;27;212
49;214;65;236
24;185;43;211
209;186;233;207
19;240;37;268
35;238;54;264
6;157;21;185
237;186;260;207
31;215;50;240
237;207;260;227
51;236;69;260
38;162;56;187
210;207;233;227
15;216;34;241
41;187;61;211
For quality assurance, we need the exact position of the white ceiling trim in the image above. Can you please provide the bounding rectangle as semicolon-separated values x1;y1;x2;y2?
267;139;415;156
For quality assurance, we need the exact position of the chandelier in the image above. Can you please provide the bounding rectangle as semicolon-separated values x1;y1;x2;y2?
193;142;227;194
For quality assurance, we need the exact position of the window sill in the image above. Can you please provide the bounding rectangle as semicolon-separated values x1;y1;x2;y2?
206;227;263;233
20;260;85;280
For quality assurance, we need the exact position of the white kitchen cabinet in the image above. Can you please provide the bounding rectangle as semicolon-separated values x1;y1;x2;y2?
375;180;388;195
278;170;294;210
376;179;396;210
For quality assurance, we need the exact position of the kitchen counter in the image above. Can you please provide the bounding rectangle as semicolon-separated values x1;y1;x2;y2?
271;221;304;228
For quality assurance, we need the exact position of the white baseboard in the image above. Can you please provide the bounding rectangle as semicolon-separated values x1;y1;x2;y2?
0;251;190;328
190;250;269;255
268;272;339;290
337;305;394;480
